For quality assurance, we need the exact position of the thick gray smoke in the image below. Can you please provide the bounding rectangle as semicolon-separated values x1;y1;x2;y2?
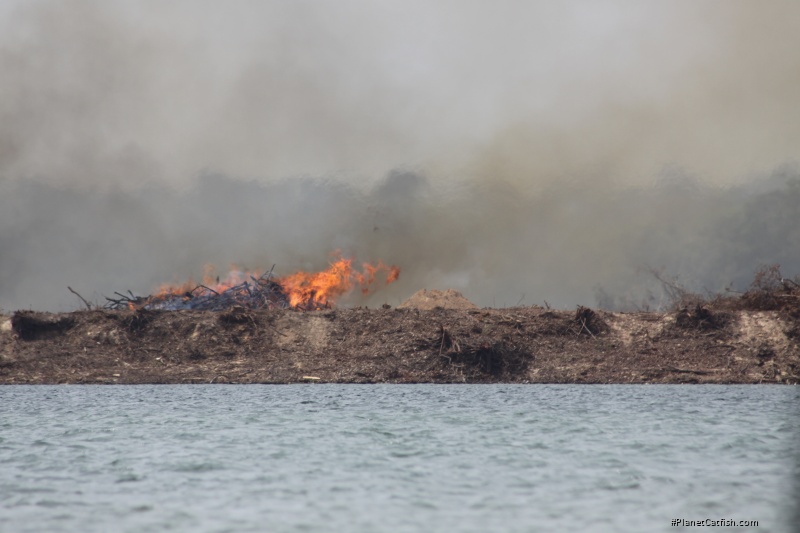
1;1;799;311
2;170;799;311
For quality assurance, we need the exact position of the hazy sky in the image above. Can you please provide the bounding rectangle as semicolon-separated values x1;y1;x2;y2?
3;0;798;188
1;1;799;310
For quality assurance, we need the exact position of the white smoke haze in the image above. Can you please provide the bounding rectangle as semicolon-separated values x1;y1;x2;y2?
1;0;799;311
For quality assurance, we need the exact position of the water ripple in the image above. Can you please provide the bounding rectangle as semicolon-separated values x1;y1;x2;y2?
0;384;797;533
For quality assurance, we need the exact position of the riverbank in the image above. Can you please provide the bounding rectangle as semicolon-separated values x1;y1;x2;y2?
1;302;798;384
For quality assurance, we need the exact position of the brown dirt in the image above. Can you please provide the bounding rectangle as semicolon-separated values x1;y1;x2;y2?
1;300;798;384
398;289;478;310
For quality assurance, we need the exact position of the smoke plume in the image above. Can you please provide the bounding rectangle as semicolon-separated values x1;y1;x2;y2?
1;0;799;311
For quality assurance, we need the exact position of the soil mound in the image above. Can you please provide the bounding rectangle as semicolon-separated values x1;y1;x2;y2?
398;289;478;310
1;306;798;384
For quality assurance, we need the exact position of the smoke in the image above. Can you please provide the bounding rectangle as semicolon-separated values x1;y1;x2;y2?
2;169;798;311
1;0;800;311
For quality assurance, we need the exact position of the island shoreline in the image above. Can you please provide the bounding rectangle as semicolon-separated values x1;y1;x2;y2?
2;304;798;385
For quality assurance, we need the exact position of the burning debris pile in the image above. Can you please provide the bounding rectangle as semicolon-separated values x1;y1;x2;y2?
104;267;288;311
102;256;400;312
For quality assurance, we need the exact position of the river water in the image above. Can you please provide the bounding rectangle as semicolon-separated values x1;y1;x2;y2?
1;385;798;533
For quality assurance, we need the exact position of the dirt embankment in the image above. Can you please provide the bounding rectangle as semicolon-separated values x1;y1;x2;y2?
1;297;798;384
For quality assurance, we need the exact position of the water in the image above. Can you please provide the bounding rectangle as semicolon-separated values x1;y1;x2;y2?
1;385;798;533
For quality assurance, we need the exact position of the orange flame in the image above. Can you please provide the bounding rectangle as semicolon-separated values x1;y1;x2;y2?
146;254;400;310
152;264;258;300
278;255;400;308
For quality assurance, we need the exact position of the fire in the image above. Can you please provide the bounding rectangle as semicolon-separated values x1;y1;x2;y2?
278;256;400;308
136;253;400;311
153;264;257;300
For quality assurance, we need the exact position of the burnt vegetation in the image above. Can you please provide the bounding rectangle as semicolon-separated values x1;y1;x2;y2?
1;266;798;385
649;265;800;338
10;312;76;341
429;323;532;381
102;267;291;311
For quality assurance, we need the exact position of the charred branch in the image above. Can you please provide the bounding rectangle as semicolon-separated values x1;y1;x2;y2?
104;274;290;312
67;286;93;310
